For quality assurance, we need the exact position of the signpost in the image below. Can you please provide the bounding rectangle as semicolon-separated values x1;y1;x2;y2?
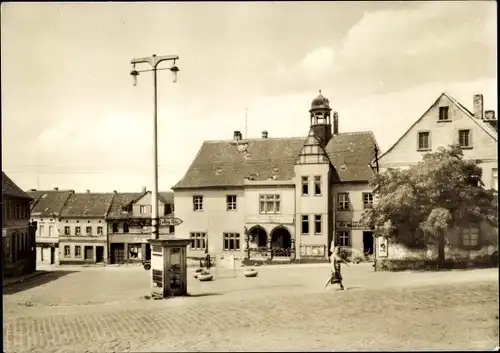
160;217;183;226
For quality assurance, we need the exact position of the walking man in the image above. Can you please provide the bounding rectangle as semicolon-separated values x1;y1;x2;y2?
325;244;350;290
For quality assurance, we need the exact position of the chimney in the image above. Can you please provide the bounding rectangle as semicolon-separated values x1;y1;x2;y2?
473;94;484;120
142;186;147;193
485;110;496;120
484;110;498;131
333;111;339;135
54;187;59;191
262;130;268;139
233;130;242;141
86;189;90;193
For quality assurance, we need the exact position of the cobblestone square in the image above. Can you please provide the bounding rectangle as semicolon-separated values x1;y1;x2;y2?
3;264;499;352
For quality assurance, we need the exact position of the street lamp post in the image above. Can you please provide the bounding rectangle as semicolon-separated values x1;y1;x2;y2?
130;54;179;240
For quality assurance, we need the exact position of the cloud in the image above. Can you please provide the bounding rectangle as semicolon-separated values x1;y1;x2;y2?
336;1;496;70
267;2;496;97
301;47;335;76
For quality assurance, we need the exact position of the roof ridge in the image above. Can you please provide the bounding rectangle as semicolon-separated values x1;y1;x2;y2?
336;131;374;136
203;136;307;143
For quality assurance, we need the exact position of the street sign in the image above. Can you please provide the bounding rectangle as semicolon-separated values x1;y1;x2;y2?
160;217;183;226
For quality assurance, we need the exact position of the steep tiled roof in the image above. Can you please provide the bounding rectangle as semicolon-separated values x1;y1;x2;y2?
107;192;142;219
325;132;377;183
27;190;73;217
60;192;114;218
159;191;174;204
2;172;32;200
106;191;175;219
173;132;377;190
172;137;307;189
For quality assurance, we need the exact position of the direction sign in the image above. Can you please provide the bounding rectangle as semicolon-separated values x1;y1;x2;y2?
160;217;183;226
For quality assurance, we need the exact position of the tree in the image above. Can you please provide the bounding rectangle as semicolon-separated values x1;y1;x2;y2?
363;144;498;262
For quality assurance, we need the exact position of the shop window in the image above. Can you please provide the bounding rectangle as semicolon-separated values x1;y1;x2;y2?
129;244;141;259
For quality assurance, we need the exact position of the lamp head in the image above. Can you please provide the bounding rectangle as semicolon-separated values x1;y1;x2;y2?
170;64;179;83
130;68;139;86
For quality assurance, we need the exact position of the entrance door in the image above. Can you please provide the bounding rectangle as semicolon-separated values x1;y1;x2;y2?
84;246;94;261
95;246;104;263
111;244;125;264
145;244;151;260
50;247;55;264
363;231;374;255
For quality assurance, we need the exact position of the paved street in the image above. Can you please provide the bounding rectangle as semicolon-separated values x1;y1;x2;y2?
3;264;499;352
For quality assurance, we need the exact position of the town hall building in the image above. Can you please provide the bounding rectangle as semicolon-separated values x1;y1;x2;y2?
173;92;379;262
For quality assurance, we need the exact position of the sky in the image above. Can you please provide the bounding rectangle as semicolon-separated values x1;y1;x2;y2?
1;1;497;193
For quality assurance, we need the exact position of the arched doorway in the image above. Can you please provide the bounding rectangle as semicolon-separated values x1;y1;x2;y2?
248;226;268;256
270;227;292;257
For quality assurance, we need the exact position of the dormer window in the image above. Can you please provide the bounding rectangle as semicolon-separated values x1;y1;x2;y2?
139;205;151;214
438;106;449;121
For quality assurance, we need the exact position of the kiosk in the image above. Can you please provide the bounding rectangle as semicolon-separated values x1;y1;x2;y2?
148;238;191;298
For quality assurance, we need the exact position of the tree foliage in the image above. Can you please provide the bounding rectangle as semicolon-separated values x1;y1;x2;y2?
363;144;498;249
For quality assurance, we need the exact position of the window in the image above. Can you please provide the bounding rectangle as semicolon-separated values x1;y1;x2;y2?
458;129;471;148
193;196;203;211
190;232;206;250
165;204;173;215
301;176;309;196
418;131;430;150
15;204;20;219
223;233;241;251
492;168;498;191
300;215;309;235
75;246;82;258
75;226;81;236
129;245;140;258
39;225;45;237
462;224;479;247
438;106;449;121
337;193;350;211
314;176;322;196
48;225;54;237
123;223;129;233
169;225;175;234
97;226;103;235
314;215;322;235
86;226;92;235
64;226;70;235
259;194;281;214
363;193;373;209
226;195;237;211
335;231;350;247
112;223;119;233
64;245;71;257
139;205;151;214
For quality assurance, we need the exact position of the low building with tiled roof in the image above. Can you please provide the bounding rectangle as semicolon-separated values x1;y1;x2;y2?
172;91;379;261
106;188;176;264
26;187;73;265
58;190;114;265
374;92;498;262
2;172;36;277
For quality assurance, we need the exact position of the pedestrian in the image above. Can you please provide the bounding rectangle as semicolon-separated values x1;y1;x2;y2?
204;249;211;270
324;245;350;290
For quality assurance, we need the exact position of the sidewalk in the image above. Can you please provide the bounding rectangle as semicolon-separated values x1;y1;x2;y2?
3;271;47;288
